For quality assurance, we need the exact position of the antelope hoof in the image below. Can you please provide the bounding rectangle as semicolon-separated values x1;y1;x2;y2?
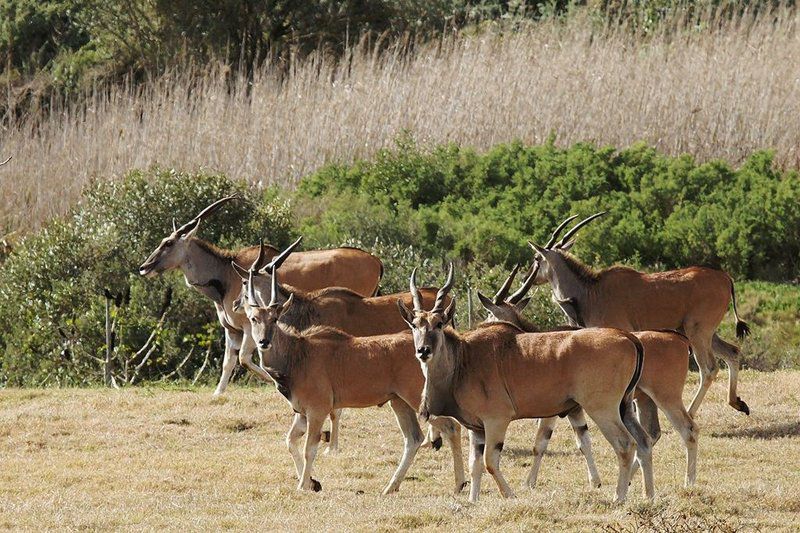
591;479;602;489
321;430;331;443
431;436;443;451
298;478;323;492
381;484;400;495
324;445;339;456
731;397;750;415
455;481;469;494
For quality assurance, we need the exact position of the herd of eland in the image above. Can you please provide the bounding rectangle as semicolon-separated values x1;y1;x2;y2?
139;196;751;502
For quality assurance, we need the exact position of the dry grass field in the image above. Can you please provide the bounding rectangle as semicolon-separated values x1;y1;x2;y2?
3;8;800;233
1;370;798;531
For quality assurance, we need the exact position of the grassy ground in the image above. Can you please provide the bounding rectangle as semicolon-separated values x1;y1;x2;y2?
1;370;798;531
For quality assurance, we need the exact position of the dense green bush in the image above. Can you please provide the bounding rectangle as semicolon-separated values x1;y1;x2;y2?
297;137;800;280
0;168;293;385
1;139;798;386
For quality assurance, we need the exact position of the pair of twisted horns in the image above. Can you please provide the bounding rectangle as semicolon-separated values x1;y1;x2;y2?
246;236;303;308
173;195;239;235
492;263;539;305
542;211;607;250
250;236;303;274
409;263;454;313
246;264;281;308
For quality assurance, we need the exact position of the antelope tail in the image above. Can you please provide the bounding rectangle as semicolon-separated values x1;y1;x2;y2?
730;278;751;340
372;259;385;297
620;333;645;420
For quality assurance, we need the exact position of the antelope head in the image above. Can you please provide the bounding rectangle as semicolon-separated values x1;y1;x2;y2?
231;236;302;312
138;196;237;277
528;212;606;283
398;264;456;363
477;263;537;324
243;263;294;351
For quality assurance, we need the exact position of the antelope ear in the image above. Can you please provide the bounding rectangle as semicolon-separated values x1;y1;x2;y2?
476;291;496;313
528;241;548;256
231;261;249;279
443;296;457;326
516;296;532;311
397;299;415;328
278;293;294;315
560;239;576;251
181;219;200;239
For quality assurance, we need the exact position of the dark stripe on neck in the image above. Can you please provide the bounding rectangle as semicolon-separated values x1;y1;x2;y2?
192;278;226;304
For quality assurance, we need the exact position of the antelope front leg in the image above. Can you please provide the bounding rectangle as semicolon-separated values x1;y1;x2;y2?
483;419;515;499
567;410;602;489
432;417;466;494
382;399;424;495
237;334;273;383
526;417;556;490
213;331;241;396
286;413;307;479
298;412;326;492
468;430;486;503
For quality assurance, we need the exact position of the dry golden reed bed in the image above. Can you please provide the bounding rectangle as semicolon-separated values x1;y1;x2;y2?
3;8;800;232
0;370;798;531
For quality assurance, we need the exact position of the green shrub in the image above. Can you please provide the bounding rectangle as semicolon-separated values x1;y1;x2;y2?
2;139;799;386
0;168;293;386
297;138;800;281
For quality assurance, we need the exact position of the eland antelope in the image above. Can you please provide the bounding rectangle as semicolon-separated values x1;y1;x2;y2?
527;212;751;417
241;265;466;495
398;265;655;503
231;242;454;453
138;196;384;396
479;265;699;489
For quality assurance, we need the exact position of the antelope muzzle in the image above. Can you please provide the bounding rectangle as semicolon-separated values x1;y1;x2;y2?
417;345;432;362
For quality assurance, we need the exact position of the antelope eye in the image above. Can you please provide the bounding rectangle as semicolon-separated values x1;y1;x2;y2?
164;240;174;247
435;322;443;329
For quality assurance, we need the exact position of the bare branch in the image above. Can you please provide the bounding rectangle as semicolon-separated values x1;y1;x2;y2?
192;345;212;386
160;346;195;381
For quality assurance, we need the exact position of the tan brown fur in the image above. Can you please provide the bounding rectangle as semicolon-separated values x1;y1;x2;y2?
401;294;655;503
241;270;448;336
534;246;749;417
206;240;383;297
482;271;699;489
249;303;466;495
139;208;383;397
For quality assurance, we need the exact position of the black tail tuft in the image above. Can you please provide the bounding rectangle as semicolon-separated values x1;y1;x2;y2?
620;334;645;420
736;320;751;340
730;277;751;340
